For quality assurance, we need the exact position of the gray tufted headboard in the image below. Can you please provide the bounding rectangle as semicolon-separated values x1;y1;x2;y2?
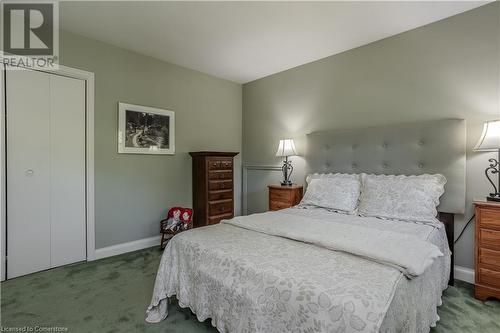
305;119;466;214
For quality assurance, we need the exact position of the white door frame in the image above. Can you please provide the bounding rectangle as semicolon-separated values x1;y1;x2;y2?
0;64;96;281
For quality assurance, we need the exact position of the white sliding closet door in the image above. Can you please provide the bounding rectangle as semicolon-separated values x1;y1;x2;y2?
49;74;86;268
6;68;86;278
7;69;51;278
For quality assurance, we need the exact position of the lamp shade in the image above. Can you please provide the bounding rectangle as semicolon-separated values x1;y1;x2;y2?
474;120;500;151
275;139;297;157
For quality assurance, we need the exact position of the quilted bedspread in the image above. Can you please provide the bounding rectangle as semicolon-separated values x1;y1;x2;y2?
146;208;448;333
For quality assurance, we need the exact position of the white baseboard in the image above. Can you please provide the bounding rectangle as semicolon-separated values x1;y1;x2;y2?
94;235;161;260
454;265;475;284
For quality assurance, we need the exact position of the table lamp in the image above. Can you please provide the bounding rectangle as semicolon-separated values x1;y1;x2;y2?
474;120;500;201
276;139;297;186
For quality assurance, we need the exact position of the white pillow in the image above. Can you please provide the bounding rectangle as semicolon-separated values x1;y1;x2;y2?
358;173;446;224
300;173;361;213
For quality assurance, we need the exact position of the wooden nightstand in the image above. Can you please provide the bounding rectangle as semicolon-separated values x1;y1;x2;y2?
268;185;303;211
474;199;500;301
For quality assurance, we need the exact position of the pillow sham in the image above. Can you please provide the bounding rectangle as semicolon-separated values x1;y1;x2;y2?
300;173;361;213
357;173;446;224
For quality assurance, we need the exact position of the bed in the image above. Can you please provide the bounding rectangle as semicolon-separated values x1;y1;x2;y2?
146;119;466;333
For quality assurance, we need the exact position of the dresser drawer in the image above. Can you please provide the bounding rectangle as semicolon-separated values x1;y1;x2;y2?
479;247;500;270
208;189;233;201
478;209;500;230
208;213;232;225
270;189;292;202
479;228;500;251
208;180;232;191
269;200;292;211
209;200;232;216
478;267;500;287
208;170;233;180
220;159;232;169
208;159;232;170
208;160;222;170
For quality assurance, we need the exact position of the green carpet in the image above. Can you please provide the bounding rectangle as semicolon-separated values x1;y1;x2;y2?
1;247;499;332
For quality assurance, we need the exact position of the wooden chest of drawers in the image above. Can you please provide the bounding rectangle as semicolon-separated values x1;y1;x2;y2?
474;200;500;301
190;152;238;228
268;185;303;211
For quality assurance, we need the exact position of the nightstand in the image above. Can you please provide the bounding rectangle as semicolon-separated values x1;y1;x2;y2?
268;185;303;211
474;199;500;301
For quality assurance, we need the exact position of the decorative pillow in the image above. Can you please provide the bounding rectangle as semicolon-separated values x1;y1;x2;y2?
358;173;446;224
300;173;361;213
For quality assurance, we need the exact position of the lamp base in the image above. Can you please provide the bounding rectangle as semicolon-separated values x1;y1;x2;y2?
280;181;293;186
487;196;500;202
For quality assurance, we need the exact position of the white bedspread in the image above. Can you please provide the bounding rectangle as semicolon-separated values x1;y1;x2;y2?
146;208;450;333
223;211;442;278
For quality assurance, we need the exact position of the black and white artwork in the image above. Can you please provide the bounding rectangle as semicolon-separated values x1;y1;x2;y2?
118;103;175;154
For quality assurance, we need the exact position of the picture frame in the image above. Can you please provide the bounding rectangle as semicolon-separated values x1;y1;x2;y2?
118;102;175;155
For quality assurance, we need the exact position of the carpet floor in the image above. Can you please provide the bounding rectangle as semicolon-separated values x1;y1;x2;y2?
1;247;499;333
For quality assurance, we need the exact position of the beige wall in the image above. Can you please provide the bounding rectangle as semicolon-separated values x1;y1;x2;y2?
60;31;242;249
242;3;499;269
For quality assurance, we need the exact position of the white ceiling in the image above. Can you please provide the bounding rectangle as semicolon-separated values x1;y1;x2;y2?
60;1;489;83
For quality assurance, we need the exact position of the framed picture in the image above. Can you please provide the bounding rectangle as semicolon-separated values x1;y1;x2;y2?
118;103;175;155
